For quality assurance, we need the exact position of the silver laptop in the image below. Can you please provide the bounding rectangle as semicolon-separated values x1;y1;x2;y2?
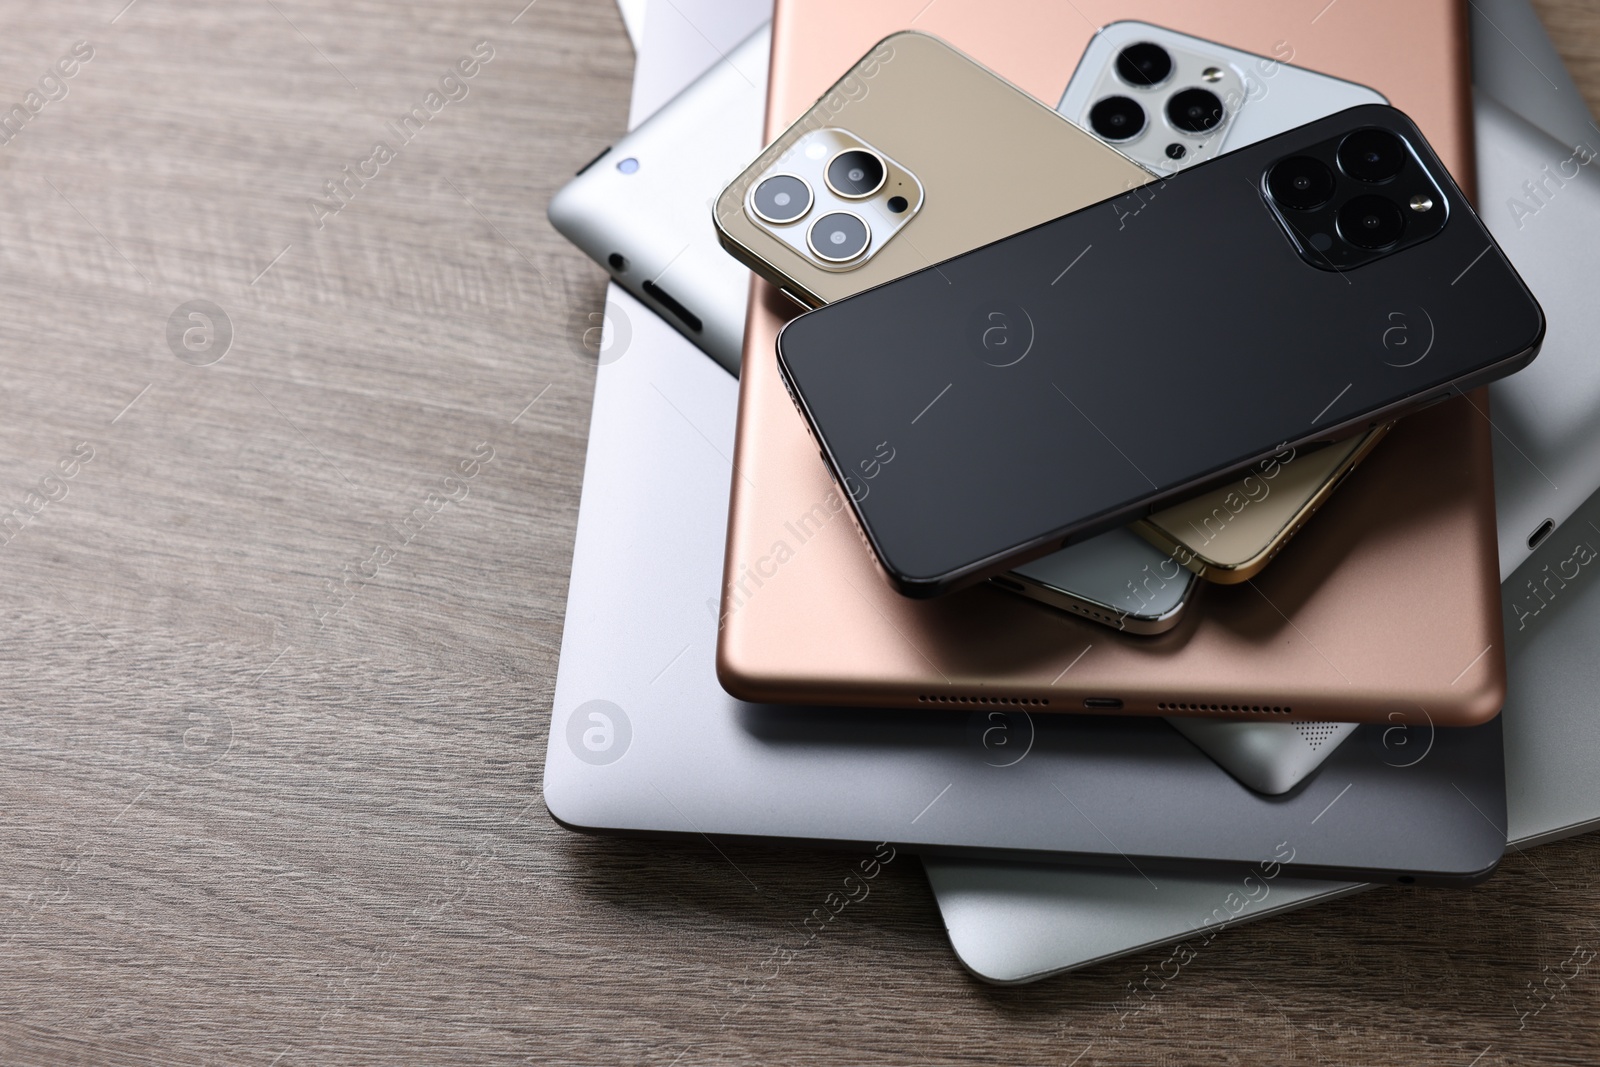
926;0;1600;980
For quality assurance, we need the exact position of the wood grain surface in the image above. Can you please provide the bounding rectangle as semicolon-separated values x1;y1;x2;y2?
0;1;1598;1064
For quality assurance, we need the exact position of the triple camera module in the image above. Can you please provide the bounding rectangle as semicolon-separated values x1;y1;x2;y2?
1264;126;1448;271
1083;41;1239;171
744;129;923;271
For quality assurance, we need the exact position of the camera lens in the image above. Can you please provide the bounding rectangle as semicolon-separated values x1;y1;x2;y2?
1166;88;1224;134
826;149;886;198
1337;195;1405;249
1337;128;1406;183
751;174;812;224
1116;43;1173;87
808;212;871;262
1267;156;1336;211
1089;96;1146;141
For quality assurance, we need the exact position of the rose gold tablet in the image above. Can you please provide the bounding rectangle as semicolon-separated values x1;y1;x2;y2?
718;0;1501;726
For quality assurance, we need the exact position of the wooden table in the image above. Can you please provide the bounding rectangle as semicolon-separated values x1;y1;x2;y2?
2;1;1598;1062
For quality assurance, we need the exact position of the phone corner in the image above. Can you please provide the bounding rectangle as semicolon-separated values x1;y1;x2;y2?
771;310;796;351
872;28;935;53
1328;100;1411;140
1518;298;1549;369
1093;19;1143;39
885;564;959;600
1192;556;1257;586
1124;610;1185;638
1370;99;1415;126
711;186;746;253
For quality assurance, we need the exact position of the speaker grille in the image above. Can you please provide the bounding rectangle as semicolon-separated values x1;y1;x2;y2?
1158;702;1292;714
1062;602;1123;626
918;694;1049;707
1295;722;1341;749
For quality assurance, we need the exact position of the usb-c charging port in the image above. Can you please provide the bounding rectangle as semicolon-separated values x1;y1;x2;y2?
1528;518;1555;550
1083;697;1123;710
990;576;1024;593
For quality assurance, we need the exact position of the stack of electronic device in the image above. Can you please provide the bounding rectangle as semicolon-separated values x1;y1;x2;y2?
546;0;1600;981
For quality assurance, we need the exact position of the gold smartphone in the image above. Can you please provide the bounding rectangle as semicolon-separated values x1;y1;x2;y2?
1133;432;1389;584
714;31;1151;308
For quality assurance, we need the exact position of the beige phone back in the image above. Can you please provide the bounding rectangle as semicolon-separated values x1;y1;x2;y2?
713;32;1152;308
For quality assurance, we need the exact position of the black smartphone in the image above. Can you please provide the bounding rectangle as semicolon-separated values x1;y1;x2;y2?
775;104;1545;598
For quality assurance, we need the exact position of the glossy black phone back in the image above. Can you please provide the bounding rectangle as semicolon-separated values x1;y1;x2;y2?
776;104;1544;598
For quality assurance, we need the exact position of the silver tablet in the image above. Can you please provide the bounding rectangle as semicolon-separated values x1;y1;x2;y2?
547;24;768;374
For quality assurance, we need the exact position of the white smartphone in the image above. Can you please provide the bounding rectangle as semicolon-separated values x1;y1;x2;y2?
1060;20;1387;173
1057;21;1394;793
